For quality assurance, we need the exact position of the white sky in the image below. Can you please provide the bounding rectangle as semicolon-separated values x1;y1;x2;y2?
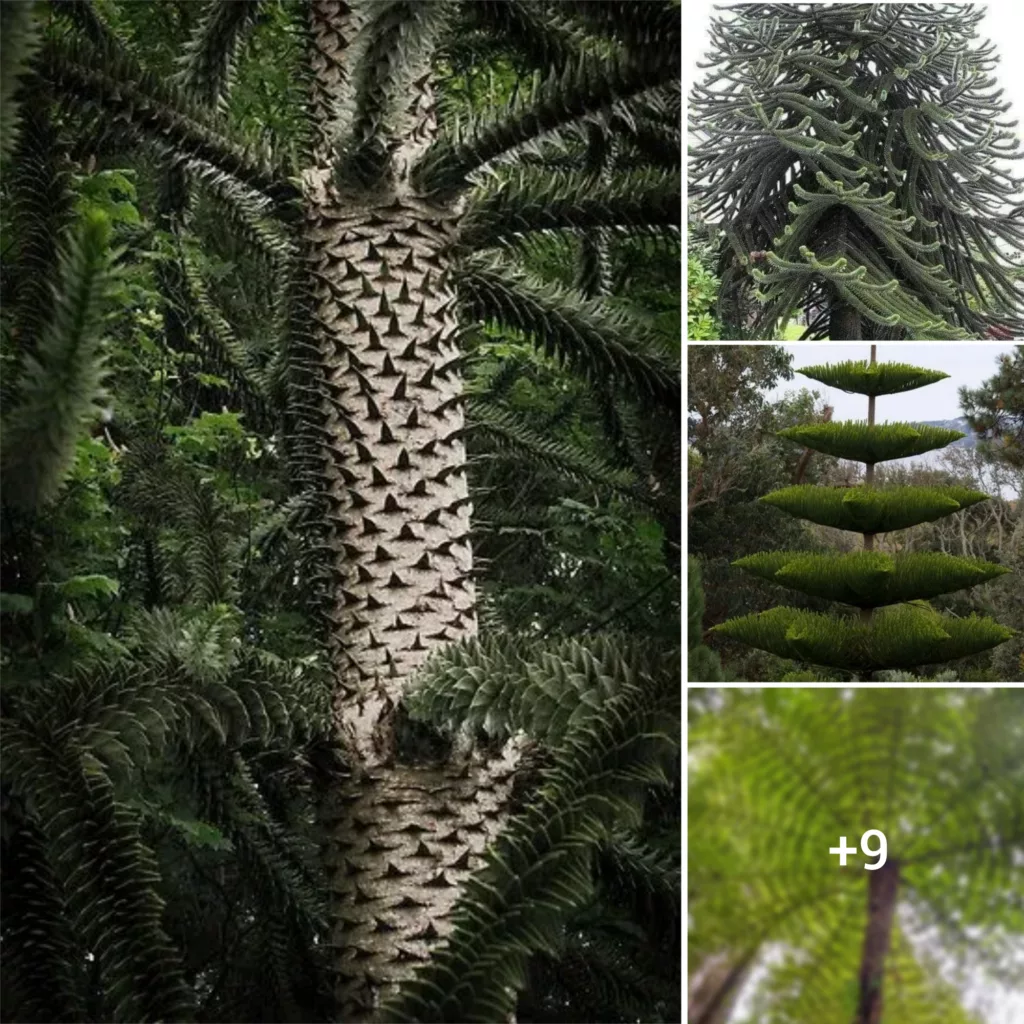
763;342;1016;421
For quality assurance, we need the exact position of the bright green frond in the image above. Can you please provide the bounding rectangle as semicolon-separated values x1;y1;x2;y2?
760;484;989;534
796;359;949;397
777;421;965;464
734;550;1010;608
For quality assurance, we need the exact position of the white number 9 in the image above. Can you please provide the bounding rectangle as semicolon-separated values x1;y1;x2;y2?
861;829;887;870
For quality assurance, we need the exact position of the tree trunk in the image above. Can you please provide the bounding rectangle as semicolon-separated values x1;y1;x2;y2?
305;5;515;1017
856;857;900;1024
830;297;862;340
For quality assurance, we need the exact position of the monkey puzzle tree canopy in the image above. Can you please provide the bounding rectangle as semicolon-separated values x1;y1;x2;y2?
690;3;1024;340
711;352;1016;678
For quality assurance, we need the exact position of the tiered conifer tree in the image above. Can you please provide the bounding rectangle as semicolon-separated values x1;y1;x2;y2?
711;347;1016;680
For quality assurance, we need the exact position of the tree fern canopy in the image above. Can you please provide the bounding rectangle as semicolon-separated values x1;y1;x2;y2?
690;3;1024;339
1;0;680;1020
690;688;1024;1023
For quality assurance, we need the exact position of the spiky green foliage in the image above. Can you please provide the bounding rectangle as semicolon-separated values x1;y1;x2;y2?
1;210;118;511
457;259;679;410
690;688;1024;1023
0;0;40;161
776;421;964;464
710;604;1014;673
797;359;948;396
734;550;1011;608
690;4;1024;339
406;633;673;749
416;44;680;196
173;0;264;112
760;483;989;533
384;643;678;1023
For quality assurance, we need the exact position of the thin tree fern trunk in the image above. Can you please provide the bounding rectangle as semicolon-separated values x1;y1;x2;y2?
304;7;516;1017
856;857;900;1024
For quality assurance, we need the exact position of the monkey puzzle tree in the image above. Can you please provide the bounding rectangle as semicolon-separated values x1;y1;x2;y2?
1;1;680;1019
710;348;1016;680
690;3;1024;340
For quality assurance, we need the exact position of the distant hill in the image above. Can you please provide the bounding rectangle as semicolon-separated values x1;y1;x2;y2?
915;418;978;449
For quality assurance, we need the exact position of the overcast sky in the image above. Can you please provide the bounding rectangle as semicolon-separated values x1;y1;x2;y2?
763;342;1015;421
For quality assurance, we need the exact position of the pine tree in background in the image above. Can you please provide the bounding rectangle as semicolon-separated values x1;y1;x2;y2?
690;3;1024;340
711;347;1016;680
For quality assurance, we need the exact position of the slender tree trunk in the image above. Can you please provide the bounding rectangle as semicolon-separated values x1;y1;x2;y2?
856;857;900;1024
304;5;515;1017
860;346;876;626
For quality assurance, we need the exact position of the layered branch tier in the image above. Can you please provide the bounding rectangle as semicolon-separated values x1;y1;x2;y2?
710;605;1014;673
734;550;1010;608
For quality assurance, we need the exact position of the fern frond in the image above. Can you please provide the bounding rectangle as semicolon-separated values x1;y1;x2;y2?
1;210;118;512
690;689;1024;1020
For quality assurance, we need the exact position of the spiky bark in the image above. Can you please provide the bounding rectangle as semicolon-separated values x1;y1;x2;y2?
303;6;515;1017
